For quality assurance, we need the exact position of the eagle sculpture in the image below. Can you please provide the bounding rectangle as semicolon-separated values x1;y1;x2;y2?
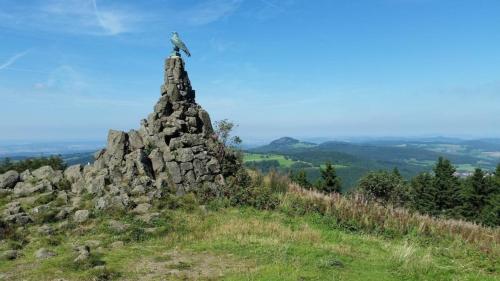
170;32;191;57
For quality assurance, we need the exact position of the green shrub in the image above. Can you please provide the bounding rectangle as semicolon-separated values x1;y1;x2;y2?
55;178;72;191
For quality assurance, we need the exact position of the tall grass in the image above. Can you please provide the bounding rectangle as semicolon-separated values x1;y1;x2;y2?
247;170;498;254
280;184;499;255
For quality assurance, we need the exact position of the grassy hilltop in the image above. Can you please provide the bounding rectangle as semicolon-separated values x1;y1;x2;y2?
1;172;498;281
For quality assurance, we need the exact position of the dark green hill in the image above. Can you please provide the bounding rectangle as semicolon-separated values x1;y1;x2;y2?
251;137;317;153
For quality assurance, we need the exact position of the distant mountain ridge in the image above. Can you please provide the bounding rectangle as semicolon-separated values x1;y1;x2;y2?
247;136;500;189
251;137;317;153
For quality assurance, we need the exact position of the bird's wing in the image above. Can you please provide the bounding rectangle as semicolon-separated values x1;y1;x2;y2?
178;40;191;57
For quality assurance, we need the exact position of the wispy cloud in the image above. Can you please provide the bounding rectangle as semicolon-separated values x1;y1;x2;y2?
185;0;243;26
0;50;29;70
0;0;141;36
33;65;87;92
90;0;126;35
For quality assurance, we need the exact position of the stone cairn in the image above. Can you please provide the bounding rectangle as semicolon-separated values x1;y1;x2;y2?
0;56;232;228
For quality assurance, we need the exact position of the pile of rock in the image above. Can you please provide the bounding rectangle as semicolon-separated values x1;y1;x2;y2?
0;56;238;231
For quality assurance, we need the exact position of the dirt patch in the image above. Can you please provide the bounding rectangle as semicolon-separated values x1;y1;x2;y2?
130;249;251;281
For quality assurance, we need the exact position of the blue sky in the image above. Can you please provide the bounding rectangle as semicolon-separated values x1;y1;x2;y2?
0;0;499;143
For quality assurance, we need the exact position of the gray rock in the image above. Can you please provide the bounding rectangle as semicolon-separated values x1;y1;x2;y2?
198;109;214;135
185;170;196;184
32;166;55;180
20;169;32;181
55;208;70;220
131;185;146;196
106;130;128;159
137;212;160;223
74;210;90;223
3;202;22;216
124;149;154;180
95;196;109;210
73;245;90;263
133;203;151;214
5;213;31;225
207;158;221;173
193;159;207;177
128;129;144;150
64;165;83;183
163;126;178;137
149;148;165;174
85;175;108;195
38;224;54;235
0;250;18;260
35;248;56;259
165;162;182;184
176;148;194;162
0;170;19;189
13;182;42;197
31;166;63;184
71;179;86;194
110;241;124;248
109;194;129;210
108;220;128;233
180;162;193;174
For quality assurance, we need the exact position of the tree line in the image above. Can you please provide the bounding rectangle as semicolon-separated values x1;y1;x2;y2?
0;156;66;174
291;158;500;227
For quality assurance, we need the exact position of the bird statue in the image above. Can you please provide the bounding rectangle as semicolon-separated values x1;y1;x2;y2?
170;32;191;57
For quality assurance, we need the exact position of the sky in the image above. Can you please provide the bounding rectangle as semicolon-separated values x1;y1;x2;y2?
0;0;499;144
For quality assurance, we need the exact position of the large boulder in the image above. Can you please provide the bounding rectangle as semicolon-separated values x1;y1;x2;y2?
64;165;83;183
74;210;90;223
0;171;19;189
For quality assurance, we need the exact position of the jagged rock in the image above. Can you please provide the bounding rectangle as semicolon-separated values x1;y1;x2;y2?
128;129;144;150
64;165;83;183
149;149;165;174
0;170;19;189
35;248;56;259
124;149;154;180
74;210;90;223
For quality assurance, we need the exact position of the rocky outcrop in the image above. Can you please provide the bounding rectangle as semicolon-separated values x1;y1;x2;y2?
0;56;239;229
91;57;224;196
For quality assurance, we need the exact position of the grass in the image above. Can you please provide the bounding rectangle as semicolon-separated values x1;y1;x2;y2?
1;204;498;280
244;153;306;168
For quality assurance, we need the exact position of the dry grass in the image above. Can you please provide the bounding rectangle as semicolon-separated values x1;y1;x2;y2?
282;184;500;255
206;217;322;246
